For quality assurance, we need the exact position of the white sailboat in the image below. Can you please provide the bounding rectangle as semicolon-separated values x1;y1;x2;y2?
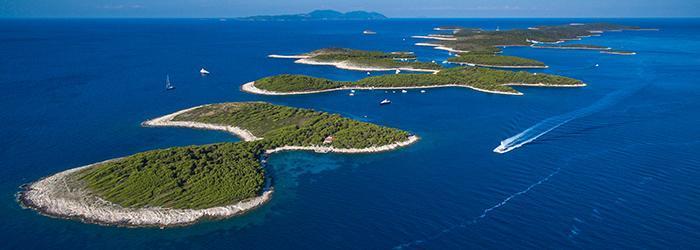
200;68;210;75
380;99;391;105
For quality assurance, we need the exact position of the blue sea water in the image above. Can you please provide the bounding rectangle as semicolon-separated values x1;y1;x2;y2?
1;18;699;249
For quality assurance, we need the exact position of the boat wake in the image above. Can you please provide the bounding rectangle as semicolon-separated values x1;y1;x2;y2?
494;89;636;154
394;168;561;249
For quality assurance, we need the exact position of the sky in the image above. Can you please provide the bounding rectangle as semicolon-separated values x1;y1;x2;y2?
1;0;699;18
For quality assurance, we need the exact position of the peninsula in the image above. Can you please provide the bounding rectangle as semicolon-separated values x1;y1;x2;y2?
19;102;417;227
242;67;585;96
238;10;386;21
269;48;441;73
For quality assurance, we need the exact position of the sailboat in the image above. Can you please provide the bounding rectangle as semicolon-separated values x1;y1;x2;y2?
165;75;175;90
200;68;210;75
380;99;391;105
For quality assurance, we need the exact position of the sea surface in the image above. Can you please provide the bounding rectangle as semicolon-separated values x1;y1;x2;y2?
1;18;699;249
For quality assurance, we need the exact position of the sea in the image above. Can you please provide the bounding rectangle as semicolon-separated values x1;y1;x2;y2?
1;18;699;249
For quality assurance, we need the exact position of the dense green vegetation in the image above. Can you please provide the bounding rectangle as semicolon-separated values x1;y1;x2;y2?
532;44;611;50
255;74;347;92
300;48;442;70
78;102;411;209
79;142;265;209
254;67;583;94
447;54;546;67
425;23;639;58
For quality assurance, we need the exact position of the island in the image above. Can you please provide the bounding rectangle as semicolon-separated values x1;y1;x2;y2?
601;50;637;55
531;44;612;50
238;10;386;21
413;23;651;67
242;67;585;96
19;102;417;227
268;48;442;73
446;54;547;68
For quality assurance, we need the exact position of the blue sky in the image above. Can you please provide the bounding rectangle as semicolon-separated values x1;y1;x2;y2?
1;0;699;18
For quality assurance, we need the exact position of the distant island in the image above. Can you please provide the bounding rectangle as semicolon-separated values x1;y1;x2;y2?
269;48;441;73
238;10;387;21
242;67;585;96
19;102;417;227
413;23;652;67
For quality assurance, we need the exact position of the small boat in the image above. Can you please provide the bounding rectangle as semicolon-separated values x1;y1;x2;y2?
363;30;377;35
349;92;355;96
395;69;401;74
200;68;210;75
366;72;371;75
165;75;175;90
420;90;426;93
380;99;391;105
401;90;407;93
595;64;599;67
350;89;355;93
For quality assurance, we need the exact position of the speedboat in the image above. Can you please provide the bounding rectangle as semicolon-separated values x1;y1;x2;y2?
380;99;391;105
200;68;210;75
165;75;175;90
401;90;407;93
363;30;377;35
420;90;426;93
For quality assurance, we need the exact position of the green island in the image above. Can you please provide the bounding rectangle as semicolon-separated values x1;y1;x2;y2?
246;67;584;95
601;50;637;55
20;102;415;227
447;54;546;68
414;23;645;67
531;44;612;50
270;48;442;72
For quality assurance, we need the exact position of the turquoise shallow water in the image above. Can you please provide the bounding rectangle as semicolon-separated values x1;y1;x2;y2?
1;18;699;249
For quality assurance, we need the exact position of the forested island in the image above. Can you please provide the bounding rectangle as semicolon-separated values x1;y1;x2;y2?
601;50;637;55
414;23;650;67
447;54;547;68
269;48;442;72
243;67;584;96
531;44;612;50
238;10;386;21
19;102;417;227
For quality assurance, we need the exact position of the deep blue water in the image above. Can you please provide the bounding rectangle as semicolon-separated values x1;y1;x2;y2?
1;18;699;249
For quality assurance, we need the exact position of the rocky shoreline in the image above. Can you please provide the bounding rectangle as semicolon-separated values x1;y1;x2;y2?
141;105;260;142
294;58;440;73
241;81;524;96
18;159;274;228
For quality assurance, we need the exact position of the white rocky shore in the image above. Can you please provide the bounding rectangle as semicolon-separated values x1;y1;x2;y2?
414;43;469;53
293;58;440;73
241;81;524;96
266;135;419;154
411;35;457;41
446;61;549;69
267;54;310;59
19;159;273;228
141;104;260;142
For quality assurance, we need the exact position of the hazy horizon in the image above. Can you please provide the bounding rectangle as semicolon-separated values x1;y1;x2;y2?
1;0;699;18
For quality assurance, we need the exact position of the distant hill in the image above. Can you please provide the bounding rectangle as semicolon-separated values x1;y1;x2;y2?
238;10;387;21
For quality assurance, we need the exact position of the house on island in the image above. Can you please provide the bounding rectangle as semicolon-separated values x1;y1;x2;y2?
323;136;334;144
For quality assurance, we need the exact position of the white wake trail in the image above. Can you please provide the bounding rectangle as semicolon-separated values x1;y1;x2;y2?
394;168;561;249
494;89;635;154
